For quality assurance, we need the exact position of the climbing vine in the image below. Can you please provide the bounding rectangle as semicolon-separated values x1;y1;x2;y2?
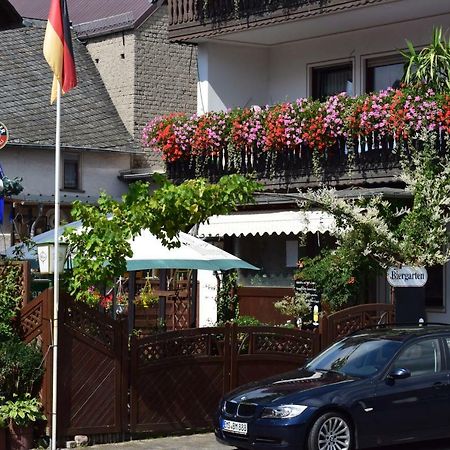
0;262;23;339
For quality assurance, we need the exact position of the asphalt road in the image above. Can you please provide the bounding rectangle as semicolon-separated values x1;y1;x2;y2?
88;433;450;450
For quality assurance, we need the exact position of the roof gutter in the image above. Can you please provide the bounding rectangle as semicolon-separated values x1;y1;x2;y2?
6;142;142;155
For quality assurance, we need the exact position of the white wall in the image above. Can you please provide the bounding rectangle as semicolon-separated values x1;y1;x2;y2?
0;147;130;200
199;13;450;111
0;147;130;253
197;42;269;113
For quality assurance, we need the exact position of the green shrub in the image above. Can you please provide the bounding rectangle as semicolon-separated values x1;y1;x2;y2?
232;315;263;326
0;338;44;399
0;263;23;340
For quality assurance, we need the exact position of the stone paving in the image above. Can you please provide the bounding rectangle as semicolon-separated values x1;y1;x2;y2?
85;433;450;450
88;433;228;450
32;429;450;450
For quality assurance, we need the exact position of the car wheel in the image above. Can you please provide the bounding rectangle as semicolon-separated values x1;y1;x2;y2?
307;412;353;450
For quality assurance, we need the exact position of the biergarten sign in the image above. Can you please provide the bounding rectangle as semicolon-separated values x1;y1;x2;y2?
387;266;428;288
0;122;8;149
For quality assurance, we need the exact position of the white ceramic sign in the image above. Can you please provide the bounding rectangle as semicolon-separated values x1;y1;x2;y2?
387;266;428;288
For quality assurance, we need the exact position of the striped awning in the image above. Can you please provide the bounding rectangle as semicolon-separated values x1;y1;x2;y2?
196;210;336;238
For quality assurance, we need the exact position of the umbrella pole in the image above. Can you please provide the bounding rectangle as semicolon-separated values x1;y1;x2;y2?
128;271;136;335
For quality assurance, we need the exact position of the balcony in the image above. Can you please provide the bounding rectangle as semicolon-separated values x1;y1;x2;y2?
142;87;450;191
167;0;395;42
166;137;403;190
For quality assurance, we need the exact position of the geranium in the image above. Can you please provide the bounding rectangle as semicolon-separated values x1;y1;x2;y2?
141;87;449;165
437;95;450;133
302;94;352;151
190;111;228;156
263;103;302;151
142;113;186;162
230;107;266;150
84;286;102;307
388;87;440;139
352;89;395;137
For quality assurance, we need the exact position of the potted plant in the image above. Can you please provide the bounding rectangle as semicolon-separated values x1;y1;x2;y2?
138;276;159;308
274;291;311;328
0;394;44;450
0;339;44;450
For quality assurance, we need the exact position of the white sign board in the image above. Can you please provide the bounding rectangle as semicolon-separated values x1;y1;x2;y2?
387;266;428;288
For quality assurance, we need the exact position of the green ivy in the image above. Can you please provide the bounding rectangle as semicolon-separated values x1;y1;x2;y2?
216;270;239;324
0;263;23;340
297;240;380;312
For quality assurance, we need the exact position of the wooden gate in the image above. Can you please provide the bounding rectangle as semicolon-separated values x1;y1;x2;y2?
20;288;54;419
19;290;128;440
129;324;319;434
57;297;128;437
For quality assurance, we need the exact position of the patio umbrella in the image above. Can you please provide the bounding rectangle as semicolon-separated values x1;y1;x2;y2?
5;221;258;271
127;229;258;271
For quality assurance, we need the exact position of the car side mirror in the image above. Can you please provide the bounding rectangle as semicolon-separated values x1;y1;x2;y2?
388;368;411;380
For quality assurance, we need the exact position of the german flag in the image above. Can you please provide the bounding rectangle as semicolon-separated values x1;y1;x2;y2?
43;0;77;104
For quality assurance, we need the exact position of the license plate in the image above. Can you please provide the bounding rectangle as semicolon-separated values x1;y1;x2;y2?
221;418;248;435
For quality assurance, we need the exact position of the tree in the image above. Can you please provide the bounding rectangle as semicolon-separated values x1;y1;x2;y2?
64;174;261;301
298;137;450;275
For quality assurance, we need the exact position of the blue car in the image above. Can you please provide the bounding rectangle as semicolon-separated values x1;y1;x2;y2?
215;325;450;450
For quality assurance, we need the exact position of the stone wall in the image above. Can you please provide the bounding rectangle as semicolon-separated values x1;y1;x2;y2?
85;32;136;136
134;6;198;170
83;5;198;172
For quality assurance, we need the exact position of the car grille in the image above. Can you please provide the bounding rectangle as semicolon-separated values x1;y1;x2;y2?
224;401;257;418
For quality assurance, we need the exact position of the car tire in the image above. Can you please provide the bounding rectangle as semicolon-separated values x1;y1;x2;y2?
307;411;353;450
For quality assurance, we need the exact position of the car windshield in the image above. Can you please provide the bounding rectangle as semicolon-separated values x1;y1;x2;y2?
306;334;403;378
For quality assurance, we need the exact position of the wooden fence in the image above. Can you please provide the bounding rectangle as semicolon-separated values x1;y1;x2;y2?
20;290;394;443
129;323;318;434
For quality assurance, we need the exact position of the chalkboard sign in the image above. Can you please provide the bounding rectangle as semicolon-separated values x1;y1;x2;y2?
294;280;321;328
31;278;51;299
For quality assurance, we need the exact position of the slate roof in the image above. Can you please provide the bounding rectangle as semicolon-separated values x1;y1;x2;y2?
9;0;157;37
0;22;135;153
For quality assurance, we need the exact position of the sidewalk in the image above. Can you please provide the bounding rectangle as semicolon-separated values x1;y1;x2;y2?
88;433;229;450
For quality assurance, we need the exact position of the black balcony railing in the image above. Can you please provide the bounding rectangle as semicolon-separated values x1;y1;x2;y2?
168;0;327;24
166;133;408;187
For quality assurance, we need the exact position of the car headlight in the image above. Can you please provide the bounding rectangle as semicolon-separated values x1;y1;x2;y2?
261;404;308;419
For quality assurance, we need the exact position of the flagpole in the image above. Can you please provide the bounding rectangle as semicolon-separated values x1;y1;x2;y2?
51;81;61;450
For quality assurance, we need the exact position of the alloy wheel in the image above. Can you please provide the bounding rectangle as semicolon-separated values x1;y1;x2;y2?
317;415;351;450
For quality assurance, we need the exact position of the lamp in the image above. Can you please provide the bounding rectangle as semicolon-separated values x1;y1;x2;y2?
37;240;68;274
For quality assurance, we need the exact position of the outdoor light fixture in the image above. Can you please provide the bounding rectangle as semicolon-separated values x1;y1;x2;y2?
37;241;69;274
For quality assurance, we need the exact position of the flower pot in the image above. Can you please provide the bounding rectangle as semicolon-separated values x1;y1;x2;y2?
7;422;33;450
0;427;6;450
